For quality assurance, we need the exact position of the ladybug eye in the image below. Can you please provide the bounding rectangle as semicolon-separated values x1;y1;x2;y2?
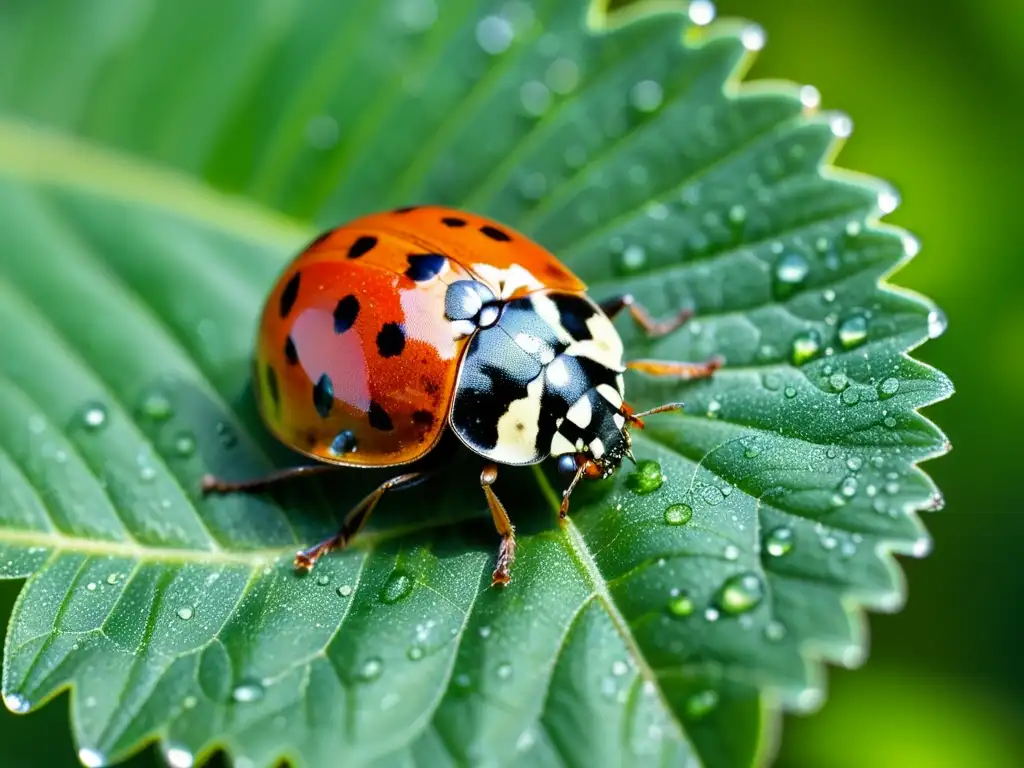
557;454;578;475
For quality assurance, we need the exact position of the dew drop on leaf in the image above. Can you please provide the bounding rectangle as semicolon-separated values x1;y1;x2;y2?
475;15;513;54
664;503;692;526
3;692;29;713
704;607;720;622
688;0;716;25
407;646;424;661
841;388;861;406
667;593;694;617
878;377;900;398
927;308;948;338
519;80;551;116
231;680;265;703
496;662;513;680
611;660;629;676
840;477;858;497
164;744;195;768
684;689;719;719
718;573;764;614
765;621;787;642
381;571;414;604
790;329;822;365
620;244;647;272
176;606;194;621
846;456;863;471
774;252;809;295
358;658;384;682
545;57;579;94
80;403;108;431
140;391;173;422
723;544;739;561
316;574;330;586
78;748;107;768
172;432;196;457
336;584;353;597
764;527;794;557
630;80;663;112
628;461;664;494
784;386;797;398
106;573;119;585
838;315;868;348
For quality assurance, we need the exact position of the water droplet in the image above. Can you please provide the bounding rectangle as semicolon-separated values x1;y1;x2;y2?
885;480;900;495
645;201;669;220
728;204;747;224
790;329;822;365
106;573;119;585
685;689;719;719
518;171;547;200
705;399;721;418
316;574;330;586
80;403;108;431
927;308;947;339
140;391;173;422
630;80;663;112
475;15;513;54
846;456;863;471
841;388;861;406
395;0;437;32
878;377;900;398
838;315;868;348
668;593;695;617
828;373;849;392
358;658;384;682
688;0;716;25
740;23;765;51
172;432;196;458
336;584;353;597
743;438;763;458
902;232;921;257
765;621;787;641
78;748;107;768
87;582;97;591
913;537;931;558
784;386;797;399
704;607;720;622
381;571;414;604
664;503;692;526
883;415;897;428
4;692;29;713
611;660;629;677
774;252;809;294
407;646;424;661
545;57;579;94
822;289;836;304
496;662;513;680
723;544;739;561
620;244;647;272
829;112;853;138
799;84;821;109
182;695;198;709
231;680;264;703
165;745;195;768
718;573;763;614
820;535;838;551
840;477;858;497
628;461;664;494
765;527;794;557
519;80;551;116
139;465;157;483
877;187;900;214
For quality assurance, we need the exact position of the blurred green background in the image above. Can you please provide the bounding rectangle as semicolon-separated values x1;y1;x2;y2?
0;0;1020;766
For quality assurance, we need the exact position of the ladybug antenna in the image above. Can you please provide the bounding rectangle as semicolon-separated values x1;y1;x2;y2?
631;402;685;420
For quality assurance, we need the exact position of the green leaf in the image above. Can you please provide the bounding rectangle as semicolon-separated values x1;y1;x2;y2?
0;1;951;766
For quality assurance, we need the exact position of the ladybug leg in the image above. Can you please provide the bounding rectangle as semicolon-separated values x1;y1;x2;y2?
480;464;516;587
625;357;723;380
599;294;693;338
294;471;429;571
201;464;339;494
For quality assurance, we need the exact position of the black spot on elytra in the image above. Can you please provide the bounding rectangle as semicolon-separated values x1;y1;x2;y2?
279;272;301;318
348;235;377;259
284;336;299;365
480;225;511;242
442;217;467;227
333;294;360;334
406;253;446;282
265;364;280;408
376;322;406;358
368;401;393;431
551;293;595;341
313;373;334;418
412;410;436;429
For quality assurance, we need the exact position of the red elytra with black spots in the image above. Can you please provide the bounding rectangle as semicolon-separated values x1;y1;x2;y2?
254;205;585;468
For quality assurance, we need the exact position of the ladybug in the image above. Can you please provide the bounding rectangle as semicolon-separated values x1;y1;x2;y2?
203;206;720;586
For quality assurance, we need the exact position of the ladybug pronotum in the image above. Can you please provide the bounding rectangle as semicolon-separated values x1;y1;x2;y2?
203;206;720;586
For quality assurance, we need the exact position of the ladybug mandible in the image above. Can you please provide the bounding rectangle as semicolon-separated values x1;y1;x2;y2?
203;206;720;586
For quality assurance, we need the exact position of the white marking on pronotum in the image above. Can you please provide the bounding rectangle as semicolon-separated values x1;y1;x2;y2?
613;413;626;430
565;396;593;428
550;431;576;456
589;438;606;458
596;383;622;408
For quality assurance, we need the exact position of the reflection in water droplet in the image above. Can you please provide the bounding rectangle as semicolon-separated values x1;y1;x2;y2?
685;689;719;719
765;527;794;557
359;658;384;682
475;15;514;54
165;745;195;768
232;681;265;703
774;253;809;293
336;584;353;597
838;315;868;348
668;593;694;617
688;0;716;25
4;692;29;713
140;392;173;421
628;461;664;495
176;606;194;621
381;571;414;604
78;748;107;768
927;309;947;339
664;503;692;526
630;80;663;112
81;403;108;431
718;573;764;614
790;329;822;365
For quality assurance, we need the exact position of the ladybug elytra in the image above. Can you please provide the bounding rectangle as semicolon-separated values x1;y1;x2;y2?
203;206;720;586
